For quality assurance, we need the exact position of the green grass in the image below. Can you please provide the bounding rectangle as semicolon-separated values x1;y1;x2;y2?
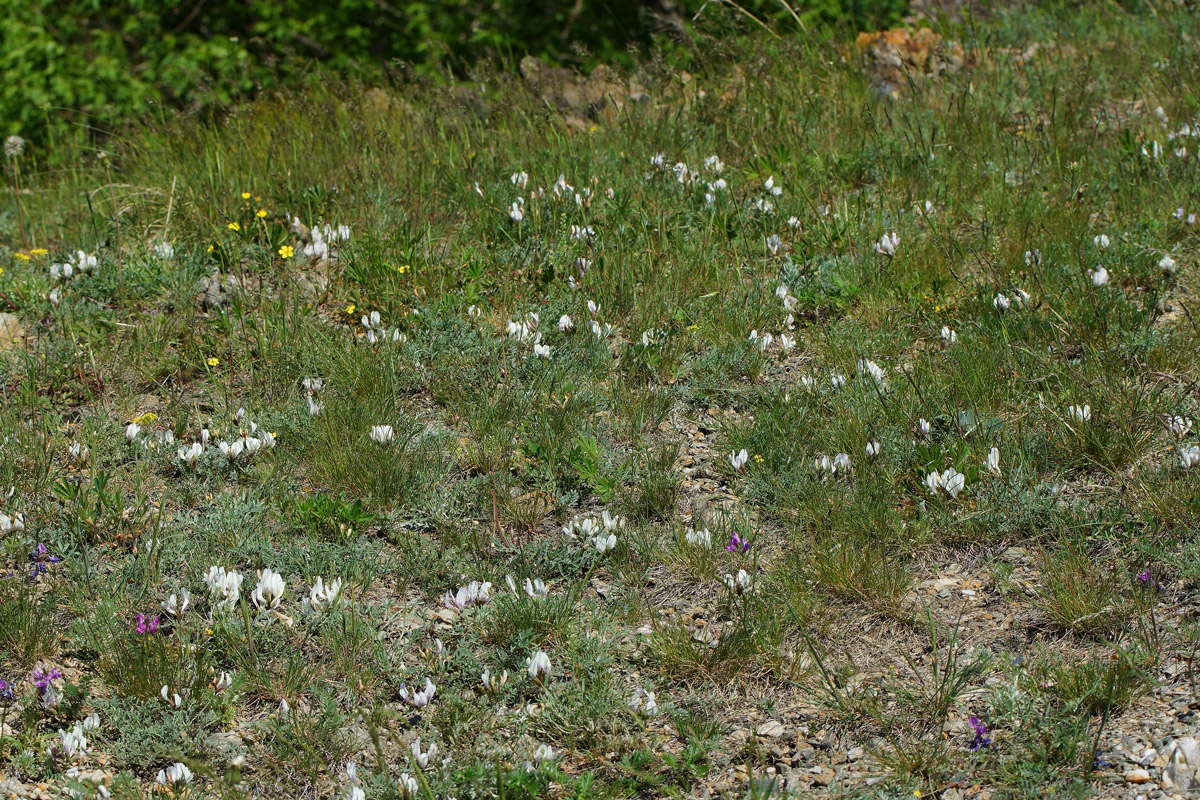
1;4;1199;797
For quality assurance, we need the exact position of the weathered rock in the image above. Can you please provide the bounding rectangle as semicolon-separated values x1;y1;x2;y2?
0;312;24;352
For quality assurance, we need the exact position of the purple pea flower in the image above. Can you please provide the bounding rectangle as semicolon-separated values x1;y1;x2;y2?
968;715;991;751
0;679;14;702
31;665;62;709
725;532;750;553
135;613;161;634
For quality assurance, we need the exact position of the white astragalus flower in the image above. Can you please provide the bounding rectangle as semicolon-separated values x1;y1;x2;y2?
203;566;244;610
399;677;436;708
369;425;395;444
177;442;203;469
163;588;190;618
1181;445;1200;470
157;763;192;787
730;449;748;471
685;528;712;548
1067;404;1092;424
874;231;899;256
857;358;886;386
308;576;343;612
987;447;1001;476
252;568;286;610
527;650;552;683
629;688;659;716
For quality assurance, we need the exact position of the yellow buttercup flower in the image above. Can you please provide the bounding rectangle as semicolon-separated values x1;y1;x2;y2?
207;357;220;367
256;209;267;219
241;192;251;200
397;264;410;274
345;304;356;315
227;222;241;232
278;245;294;259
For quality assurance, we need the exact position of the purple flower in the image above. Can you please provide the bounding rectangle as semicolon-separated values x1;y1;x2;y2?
31;666;61;689
968;715;991;751
725;532;750;553
134;613;161;635
0;679;14;702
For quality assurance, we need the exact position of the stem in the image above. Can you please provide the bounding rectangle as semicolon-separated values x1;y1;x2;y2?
239;594;259;668
104;159;123;299
10;157;28;250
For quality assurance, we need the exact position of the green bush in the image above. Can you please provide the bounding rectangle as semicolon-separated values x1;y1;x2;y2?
3;0;907;146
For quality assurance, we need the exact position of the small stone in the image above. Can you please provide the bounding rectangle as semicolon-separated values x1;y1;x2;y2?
757;720;786;738
1125;769;1152;784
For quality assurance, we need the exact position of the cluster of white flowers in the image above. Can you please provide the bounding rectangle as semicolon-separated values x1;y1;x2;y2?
925;467;966;499
399;677;437;708
443;580;492;610
360;310;405;344
49;250;97;281
562;509;625;553
203;566;245;611
814;452;852;479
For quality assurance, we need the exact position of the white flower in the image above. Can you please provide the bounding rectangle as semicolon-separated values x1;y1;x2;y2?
52;723;88;760
1090;267;1109;287
306;394;323;417
369;425;395;444
764;176;782;196
874;232;899;256
252;568;286;609
570;224;595;242
787;215;801;228
526;650;552;683
779;333;795;353
857;358;886;386
994;293;1011;311
399;677;437;708
590;320;613;339
177;442;203;468
481;668;509;695
125;422;141;442
1025;249;1042;266
730;449;748;471
924;470;943;495
152;241;175;260
533;744;556;763
1143;140;1163;159
830;372;847;389
1094;234;1110;248
629;688;659;715
1167;416;1193;438
1160;254;1178;276
163;588;190;618
511;171;529;189
533;343;552;358
987;447;1001;476
82;713;101;731
156;763;192;787
723;569;752;594
704;155;724;173
0;512;24;533
398;773;419;798
940;326;957;344
558;314;573;332
800;375;817;392
593;533;617;554
865;440;881;460
685;528;712;548
67;441;89;465
203;566;244;610
941;467;966;498
757;332;774;352
443;580;491;610
766;234;781;254
411;738;439;770
1013;288;1033;308
509;201;524;222
587;299;599;317
160;685;182;708
214;671;233;691
1067;404;1092;424
308;576;343;612
1181;445;1200;470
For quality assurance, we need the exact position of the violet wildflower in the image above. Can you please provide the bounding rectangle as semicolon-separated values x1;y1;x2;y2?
968;715;991;751
135;613;161;634
0;678;14;701
725;532;750;553
32;665;62;708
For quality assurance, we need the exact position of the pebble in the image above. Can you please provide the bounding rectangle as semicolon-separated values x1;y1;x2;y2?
1125;768;1152;784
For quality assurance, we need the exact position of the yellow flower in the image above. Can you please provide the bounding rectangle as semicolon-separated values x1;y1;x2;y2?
256;209;267;219
13;252;29;261
686;324;699;331
132;412;158;425
754;454;764;463
30;248;47;257
396;264;410;274
345;304;356;315
278;245;294;259
207;244;214;253
206;357;220;367
0;267;4;276
227;222;241;232
241;192;251;200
